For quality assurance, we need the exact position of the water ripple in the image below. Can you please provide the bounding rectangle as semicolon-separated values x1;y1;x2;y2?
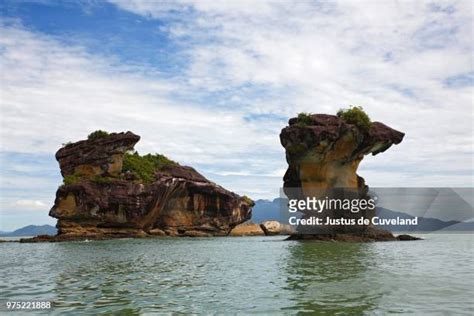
0;234;472;314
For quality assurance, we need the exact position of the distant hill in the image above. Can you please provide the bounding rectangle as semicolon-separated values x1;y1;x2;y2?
438;221;474;232
251;198;287;223
252;199;473;232
375;207;465;232
0;225;57;237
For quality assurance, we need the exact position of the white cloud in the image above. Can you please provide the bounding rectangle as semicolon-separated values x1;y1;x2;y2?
13;199;47;209
1;0;473;224
108;0;474;187
0;21;285;204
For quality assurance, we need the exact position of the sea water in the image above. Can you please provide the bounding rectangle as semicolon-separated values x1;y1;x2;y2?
0;234;473;314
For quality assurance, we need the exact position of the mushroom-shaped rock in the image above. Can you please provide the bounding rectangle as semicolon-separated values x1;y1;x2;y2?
280;113;408;241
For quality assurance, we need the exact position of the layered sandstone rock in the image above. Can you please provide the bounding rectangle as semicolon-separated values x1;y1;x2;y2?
281;114;404;191
56;132;140;177
229;220;294;236
229;221;265;236
35;132;253;241
280;113;414;241
260;220;294;236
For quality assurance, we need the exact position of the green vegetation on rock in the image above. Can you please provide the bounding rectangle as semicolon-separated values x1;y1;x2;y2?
92;175;115;185
123;151;177;183
63;173;82;185
87;130;109;141
296;112;313;126
337;106;372;133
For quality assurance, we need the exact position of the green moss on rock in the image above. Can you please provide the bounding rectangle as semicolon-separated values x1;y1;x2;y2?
87;130;109;141
92;175;116;185
123;151;177;183
63;173;82;185
296;112;313;126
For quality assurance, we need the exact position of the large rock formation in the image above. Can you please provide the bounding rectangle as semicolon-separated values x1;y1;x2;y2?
281;114;404;190
34;132;253;241
280;113;415;241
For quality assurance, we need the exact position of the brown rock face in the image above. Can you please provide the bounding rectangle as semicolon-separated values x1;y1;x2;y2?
48;132;253;240
280;114;405;240
281;114;404;191
56;132;140;177
260;221;294;236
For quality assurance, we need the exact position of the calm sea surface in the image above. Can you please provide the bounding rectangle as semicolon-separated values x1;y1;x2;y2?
1;234;473;315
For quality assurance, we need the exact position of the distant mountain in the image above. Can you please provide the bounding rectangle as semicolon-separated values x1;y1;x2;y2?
252;198;287;223
439;221;474;232
252;199;473;232
0;225;57;237
375;207;462;232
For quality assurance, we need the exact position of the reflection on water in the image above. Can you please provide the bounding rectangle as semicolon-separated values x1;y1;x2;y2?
0;235;473;314
283;242;379;314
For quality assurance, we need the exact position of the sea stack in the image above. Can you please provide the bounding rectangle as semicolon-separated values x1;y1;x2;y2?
38;131;252;241
280;110;409;241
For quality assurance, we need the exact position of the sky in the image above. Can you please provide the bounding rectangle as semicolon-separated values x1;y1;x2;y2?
0;0;472;231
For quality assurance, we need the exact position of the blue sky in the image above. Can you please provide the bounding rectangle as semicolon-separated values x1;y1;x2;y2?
0;0;472;231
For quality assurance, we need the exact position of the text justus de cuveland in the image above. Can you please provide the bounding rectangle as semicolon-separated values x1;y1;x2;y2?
287;197;418;226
